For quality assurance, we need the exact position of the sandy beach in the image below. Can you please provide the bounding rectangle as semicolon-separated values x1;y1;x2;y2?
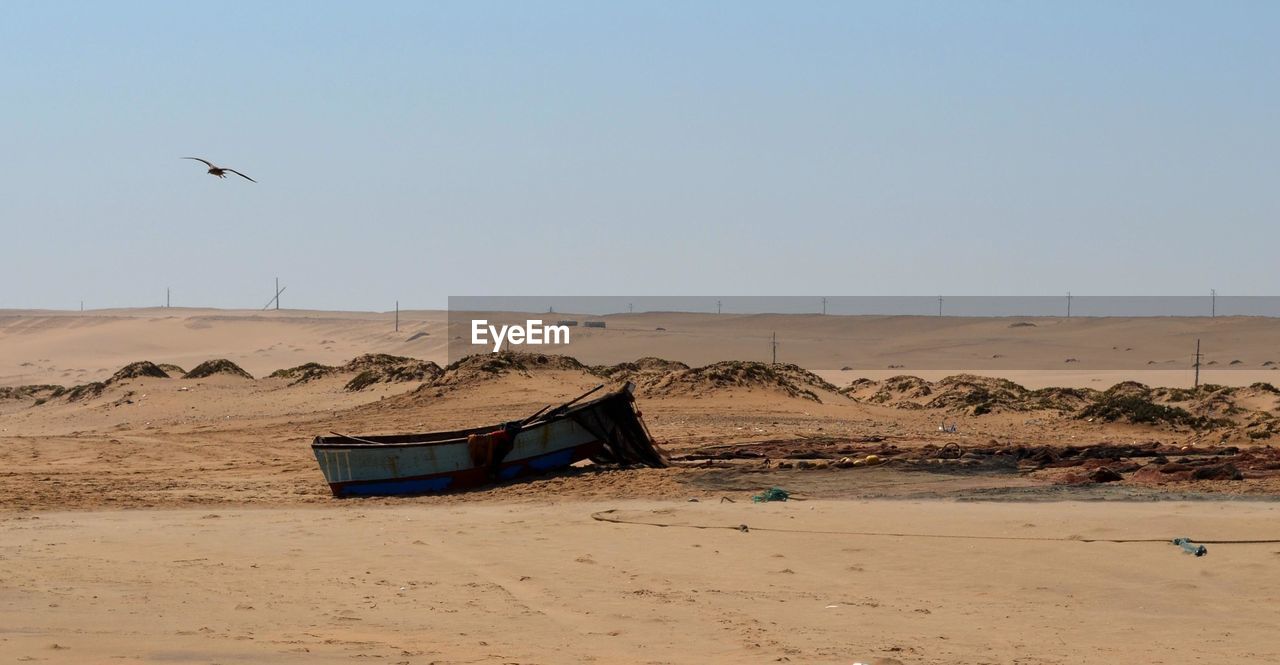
5;501;1278;664
3;309;1280;663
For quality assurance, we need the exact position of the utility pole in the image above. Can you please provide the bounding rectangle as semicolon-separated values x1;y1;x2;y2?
628;302;633;313
937;295;943;317
821;297;828;315
166;288;170;308
716;300;722;315
395;300;399;332
1211;289;1216;318
1066;291;1072;318
262;279;286;311
770;331;779;365
1193;338;1202;389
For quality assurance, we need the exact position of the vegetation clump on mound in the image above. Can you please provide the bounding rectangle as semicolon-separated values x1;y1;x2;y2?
1077;383;1227;428
429;352;589;391
269;362;338;385
0;384;65;402
268;354;442;390
111;361;170;382
635;361;839;402
184;359;254;380
593;357;691;386
923;374;1035;415
63;381;109;402
156;363;186;376
343;355;442;392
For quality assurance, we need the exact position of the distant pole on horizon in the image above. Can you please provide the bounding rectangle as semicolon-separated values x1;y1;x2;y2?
821;297;827;315
80;300;83;314
628;302;634;313
166;288;170;309
1194;338;1202;389
937;296;943;317
771;331;778;365
1211;289;1216;318
395;300;399;332
276;278;280;310
1066;292;1072;318
716;300;722;315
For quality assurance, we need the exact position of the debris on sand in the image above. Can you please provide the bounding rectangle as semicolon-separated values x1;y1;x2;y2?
110;361;170;382
184;359;254;380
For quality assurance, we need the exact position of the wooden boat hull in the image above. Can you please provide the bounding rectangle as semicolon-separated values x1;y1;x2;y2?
311;384;663;497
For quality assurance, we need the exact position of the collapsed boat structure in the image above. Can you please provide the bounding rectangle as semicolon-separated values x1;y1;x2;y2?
311;383;666;497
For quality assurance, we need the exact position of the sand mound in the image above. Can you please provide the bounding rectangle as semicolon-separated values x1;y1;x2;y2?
1077;383;1213;427
62;381;109;402
269;362;338;385
343;355;442;392
184;359;254;380
0;384;64;402
156;363;186;376
844;375;933;407
429;352;589;391
593;357;691;387
111;361;170;382
637;361;839;402
923;375;1033;414
844;375;1098;414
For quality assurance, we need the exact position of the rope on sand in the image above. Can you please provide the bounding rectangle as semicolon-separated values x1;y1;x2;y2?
589;510;1280;547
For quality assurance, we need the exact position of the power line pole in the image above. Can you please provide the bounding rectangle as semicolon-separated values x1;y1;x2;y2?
770;331;778;365
275;277;280;310
166;288;170;308
821;297;827;315
395;300;399;332
937;295;943;317
1066;291;1072;318
1210;289;1216;318
628;302;633;313
716;300;722;315
1193;338;1202;389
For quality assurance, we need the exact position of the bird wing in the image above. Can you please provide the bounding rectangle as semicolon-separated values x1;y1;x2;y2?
183;157;216;168
225;168;257;183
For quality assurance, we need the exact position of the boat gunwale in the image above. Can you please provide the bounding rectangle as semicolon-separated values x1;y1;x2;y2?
310;385;632;450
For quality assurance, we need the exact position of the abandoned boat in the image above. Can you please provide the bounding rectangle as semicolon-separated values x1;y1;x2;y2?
311;383;665;497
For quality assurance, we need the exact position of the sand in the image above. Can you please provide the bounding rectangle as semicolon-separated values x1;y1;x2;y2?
4;308;1280;663
4;502;1279;664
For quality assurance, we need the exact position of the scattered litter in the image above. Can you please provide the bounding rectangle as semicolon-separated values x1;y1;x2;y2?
752;487;790;503
1173;537;1207;557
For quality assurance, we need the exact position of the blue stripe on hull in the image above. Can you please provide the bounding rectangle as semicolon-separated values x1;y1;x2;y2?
331;443;597;497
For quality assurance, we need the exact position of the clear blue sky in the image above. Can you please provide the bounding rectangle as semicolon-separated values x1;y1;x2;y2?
2;1;1276;310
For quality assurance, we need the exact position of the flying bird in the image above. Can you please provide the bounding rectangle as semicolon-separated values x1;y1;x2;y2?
183;157;256;182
